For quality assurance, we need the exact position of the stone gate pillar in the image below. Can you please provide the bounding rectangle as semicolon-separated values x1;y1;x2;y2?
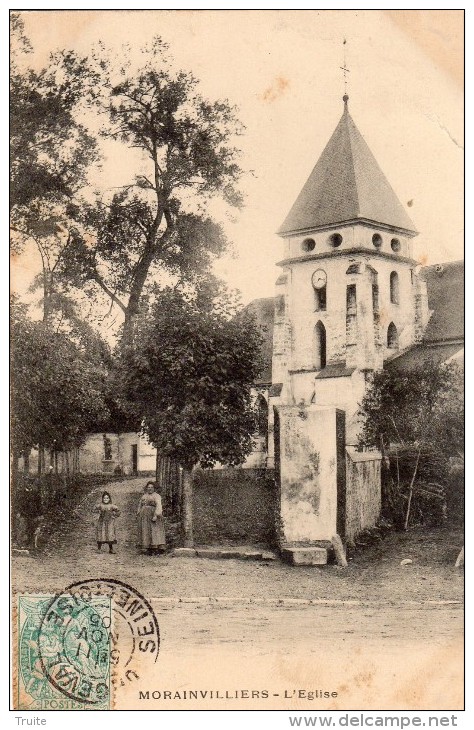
276;404;345;565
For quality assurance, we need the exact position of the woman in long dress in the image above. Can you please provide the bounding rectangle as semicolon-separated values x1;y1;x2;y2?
93;491;120;554
137;482;166;555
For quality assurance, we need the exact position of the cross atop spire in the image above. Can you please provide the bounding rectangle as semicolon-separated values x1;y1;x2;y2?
340;38;350;101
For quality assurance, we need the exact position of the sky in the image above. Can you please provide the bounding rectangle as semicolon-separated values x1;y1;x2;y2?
12;9;464;308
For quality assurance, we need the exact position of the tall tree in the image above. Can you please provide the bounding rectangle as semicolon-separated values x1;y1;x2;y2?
10;12;101;332
119;281;262;546
10;298;109;466
57;38;245;343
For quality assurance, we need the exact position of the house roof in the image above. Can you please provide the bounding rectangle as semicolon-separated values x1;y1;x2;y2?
278;99;416;237
242;297;274;384
421;260;464;344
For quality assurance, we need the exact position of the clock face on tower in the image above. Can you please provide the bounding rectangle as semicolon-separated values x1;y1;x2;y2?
311;269;327;290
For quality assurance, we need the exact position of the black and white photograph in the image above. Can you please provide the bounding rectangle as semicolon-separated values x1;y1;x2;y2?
9;8;464;715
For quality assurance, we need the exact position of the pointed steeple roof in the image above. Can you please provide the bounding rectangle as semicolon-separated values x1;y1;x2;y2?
278;97;417;236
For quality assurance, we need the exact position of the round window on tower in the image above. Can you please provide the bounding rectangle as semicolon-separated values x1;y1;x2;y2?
391;238;401;252
329;232;343;248
372;233;383;248
302;238;316;252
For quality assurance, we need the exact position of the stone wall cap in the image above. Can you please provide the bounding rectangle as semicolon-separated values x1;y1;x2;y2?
315;365;356;379
346;450;382;463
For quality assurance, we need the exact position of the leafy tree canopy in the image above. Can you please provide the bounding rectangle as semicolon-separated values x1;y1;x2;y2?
357;361;464;459
10;297;110;453
119;279;263;470
10;13;100;246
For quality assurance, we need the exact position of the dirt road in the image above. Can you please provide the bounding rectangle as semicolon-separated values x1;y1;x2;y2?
12;478;463;710
120;599;462;710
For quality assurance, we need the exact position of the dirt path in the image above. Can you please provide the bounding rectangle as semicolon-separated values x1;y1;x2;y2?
47;477;147;558
12;477;464;605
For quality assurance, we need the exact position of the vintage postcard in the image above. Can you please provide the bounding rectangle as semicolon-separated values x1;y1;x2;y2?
10;9;464;713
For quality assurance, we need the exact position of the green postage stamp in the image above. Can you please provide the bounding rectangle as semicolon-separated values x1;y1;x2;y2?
15;593;113;710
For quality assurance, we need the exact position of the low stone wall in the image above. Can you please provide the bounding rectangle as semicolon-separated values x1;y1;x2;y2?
192;468;277;547
345;450;382;542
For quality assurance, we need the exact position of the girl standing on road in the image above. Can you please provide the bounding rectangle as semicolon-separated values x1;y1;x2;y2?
137;482;166;556
93;491;121;554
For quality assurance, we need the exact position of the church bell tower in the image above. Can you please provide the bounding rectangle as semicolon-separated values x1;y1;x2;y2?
265;94;431;561
270;95;429;447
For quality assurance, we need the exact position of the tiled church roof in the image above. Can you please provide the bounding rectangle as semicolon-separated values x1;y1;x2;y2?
385;342;463;372
278;100;416;237
422;260;464;344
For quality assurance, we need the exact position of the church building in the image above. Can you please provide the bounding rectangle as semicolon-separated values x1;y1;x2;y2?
243;95;463;564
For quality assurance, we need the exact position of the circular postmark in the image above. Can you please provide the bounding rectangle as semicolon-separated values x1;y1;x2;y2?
38;579;160;707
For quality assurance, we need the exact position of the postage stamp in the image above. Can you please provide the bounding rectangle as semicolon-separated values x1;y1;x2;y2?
15;593;112;710
14;579;160;710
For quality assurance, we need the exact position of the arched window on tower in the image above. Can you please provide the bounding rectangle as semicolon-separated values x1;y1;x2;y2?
390;271;400;304
314;285;326;312
387;322;399;349
314;321;327;369
367;266;380;346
